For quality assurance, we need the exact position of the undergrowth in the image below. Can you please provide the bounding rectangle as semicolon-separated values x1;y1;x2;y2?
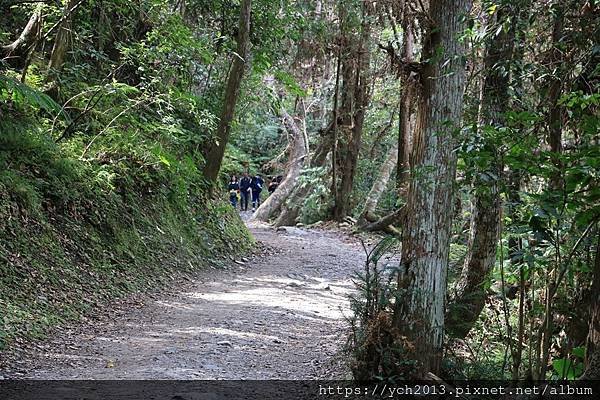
0;92;253;352
346;236;416;382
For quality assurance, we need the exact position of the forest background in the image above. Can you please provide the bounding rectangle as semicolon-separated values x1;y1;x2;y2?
1;0;599;381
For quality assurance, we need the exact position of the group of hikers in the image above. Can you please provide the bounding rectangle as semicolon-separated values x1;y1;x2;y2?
228;172;282;212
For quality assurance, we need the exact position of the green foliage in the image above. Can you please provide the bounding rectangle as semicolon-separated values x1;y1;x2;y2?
0;0;260;350
552;347;586;380
296;166;331;224
0;75;65;118
0;118;254;348
346;236;413;382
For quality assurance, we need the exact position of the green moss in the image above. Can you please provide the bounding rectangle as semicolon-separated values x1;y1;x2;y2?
0;122;253;351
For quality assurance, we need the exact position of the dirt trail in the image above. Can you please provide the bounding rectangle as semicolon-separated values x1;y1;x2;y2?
1;220;378;379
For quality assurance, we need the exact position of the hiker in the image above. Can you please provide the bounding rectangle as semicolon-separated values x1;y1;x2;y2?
228;175;239;208
251;174;264;211
239;172;252;211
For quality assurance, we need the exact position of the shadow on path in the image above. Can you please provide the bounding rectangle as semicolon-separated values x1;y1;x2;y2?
1;220;371;379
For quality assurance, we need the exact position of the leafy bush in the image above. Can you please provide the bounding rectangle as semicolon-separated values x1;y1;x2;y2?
347;236;414;382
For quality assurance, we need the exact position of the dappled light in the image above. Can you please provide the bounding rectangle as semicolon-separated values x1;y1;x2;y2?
1;0;598;389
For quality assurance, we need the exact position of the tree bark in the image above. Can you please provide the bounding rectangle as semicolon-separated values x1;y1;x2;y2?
393;0;471;377
48;0;77;73
250;109;309;222
538;4;565;379
331;1;372;221
396;16;415;191
1;9;42;69
357;142;398;226
273;127;333;227
46;0;78;97
202;0;251;184
446;1;519;339
582;233;600;380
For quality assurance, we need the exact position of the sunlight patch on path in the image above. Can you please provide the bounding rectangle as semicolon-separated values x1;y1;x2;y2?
2;223;364;379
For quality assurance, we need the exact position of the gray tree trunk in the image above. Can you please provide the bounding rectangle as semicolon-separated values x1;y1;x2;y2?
393;0;471;376
250;109;309;223
357;142;398;226
273;128;333;227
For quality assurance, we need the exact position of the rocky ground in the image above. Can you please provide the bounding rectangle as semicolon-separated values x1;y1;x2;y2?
0;217;398;379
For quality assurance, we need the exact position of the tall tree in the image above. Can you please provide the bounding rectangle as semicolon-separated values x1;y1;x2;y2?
393;0;472;376
446;1;521;339
537;2;567;378
582;233;600;379
396;10;415;192
202;0;251;184
330;0;372;221
250;107;309;222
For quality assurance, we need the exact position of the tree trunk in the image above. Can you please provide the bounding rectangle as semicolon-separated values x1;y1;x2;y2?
393;0;471;377
582;233;600;380
273;128;333;227
48;0;77;73
331;1;372;221
446;1;519;339
396;16;415;191
546;5;565;193
202;0;251;184
1;9;42;69
538;5;565;379
507;170;527;379
47;0;77;97
446;170;501;338
250;109;309;222
357;142;398;226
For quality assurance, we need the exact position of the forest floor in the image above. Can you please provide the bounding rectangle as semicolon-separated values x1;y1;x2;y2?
0;216;391;379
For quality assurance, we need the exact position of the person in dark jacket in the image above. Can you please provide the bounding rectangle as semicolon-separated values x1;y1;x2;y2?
239;172;252;211
251;174;264;211
228;175;239;208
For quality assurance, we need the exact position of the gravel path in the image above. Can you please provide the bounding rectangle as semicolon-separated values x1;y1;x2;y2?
0;219;373;379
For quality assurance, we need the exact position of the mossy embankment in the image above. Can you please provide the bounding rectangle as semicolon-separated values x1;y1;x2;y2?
0;121;253;351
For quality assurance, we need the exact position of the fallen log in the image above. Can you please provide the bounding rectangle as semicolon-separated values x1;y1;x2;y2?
360;206;405;236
